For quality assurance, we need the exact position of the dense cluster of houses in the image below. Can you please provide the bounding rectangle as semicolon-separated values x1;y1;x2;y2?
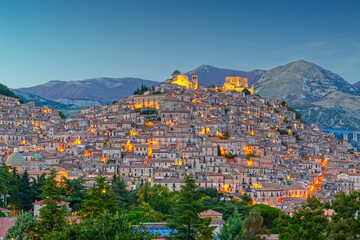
1;71;359;215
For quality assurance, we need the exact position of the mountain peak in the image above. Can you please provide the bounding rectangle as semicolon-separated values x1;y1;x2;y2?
255;60;358;105
353;81;360;90
192;65;217;72
286;59;316;68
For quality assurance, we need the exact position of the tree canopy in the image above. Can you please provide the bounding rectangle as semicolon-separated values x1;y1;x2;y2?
3;167;360;240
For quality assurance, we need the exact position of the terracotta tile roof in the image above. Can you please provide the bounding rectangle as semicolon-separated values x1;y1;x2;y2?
0;217;16;238
33;200;68;205
199;209;223;217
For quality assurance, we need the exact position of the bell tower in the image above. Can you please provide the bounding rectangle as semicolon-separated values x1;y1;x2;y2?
192;74;198;90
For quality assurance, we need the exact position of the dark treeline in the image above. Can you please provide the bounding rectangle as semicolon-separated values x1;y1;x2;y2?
0;83;24;103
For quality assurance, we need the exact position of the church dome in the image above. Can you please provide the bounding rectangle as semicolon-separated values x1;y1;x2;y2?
32;153;43;160
172;70;181;75
6;151;26;166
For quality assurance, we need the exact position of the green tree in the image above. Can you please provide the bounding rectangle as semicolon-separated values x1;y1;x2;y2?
252;204;282;233
224;153;236;159
280;101;287;107
0;165;21;209
244;209;269;240
50;211;157;240
198;187;219;199
0;83;23;103
218;208;244;240
246;153;258;160
276;128;288;135
147;184;172;215
36;169;69;238
242;88;251;95
167;174;214;240
0;210;6;217
19;170;33;211
0;166;9;206
128;202;164;224
195;217;216;240
5;212;37;240
141;109;157;115
213;200;251;221
133;84;149;95
82;172;117;218
31;173;47;201
111;175;129;209
58;111;66;119
241;193;252;203
137;183;151;203
61;177;86;212
326;190;360;239
278;196;328;240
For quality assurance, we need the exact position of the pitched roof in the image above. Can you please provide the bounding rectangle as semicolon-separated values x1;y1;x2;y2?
199;209;223;217
0;217;16;238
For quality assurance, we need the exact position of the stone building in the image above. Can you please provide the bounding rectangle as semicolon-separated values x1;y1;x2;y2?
165;70;198;90
221;76;254;94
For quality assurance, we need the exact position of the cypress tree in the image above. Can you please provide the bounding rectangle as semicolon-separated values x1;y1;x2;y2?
36;169;68;238
167;174;215;240
19;170;33;211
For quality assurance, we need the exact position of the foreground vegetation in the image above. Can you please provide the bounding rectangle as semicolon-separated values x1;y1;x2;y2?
1;165;360;239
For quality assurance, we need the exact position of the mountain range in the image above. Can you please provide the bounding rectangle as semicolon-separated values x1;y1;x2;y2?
17;78;161;104
10;60;360;132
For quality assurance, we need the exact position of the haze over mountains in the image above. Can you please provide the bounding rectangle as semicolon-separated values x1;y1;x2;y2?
13;60;360;131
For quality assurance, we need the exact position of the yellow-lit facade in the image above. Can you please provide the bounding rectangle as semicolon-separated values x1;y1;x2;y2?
130;94;165;110
219;76;254;94
171;74;198;90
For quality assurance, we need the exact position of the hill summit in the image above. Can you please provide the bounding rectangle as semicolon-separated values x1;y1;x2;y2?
255;59;358;106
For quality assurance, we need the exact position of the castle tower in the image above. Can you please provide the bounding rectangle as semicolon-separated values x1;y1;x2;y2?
192;74;198;90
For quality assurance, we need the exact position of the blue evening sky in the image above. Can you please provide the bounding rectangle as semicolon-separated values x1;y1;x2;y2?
1;0;359;88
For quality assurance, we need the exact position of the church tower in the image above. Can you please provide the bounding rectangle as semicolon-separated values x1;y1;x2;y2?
192;74;198;90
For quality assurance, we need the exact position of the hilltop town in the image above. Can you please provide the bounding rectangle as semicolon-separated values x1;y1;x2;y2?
1;70;359;215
